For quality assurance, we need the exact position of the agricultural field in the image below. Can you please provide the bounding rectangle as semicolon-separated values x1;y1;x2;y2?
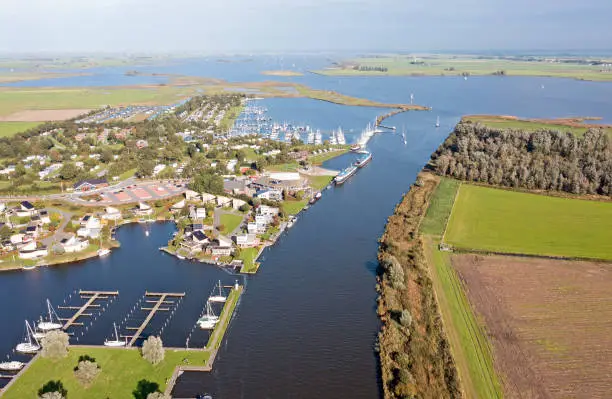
0;121;41;137
452;254;612;398
445;184;612;260
462;115;612;137
314;54;612;81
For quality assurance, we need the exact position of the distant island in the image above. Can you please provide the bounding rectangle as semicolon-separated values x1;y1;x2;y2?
313;54;612;81
261;70;304;77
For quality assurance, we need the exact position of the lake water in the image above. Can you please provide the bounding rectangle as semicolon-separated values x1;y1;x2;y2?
0;57;611;397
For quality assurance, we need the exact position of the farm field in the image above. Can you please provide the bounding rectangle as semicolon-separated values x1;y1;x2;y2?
0;121;40;137
314;55;612;81
445;184;612;260
452;254;612;398
462;115;612;137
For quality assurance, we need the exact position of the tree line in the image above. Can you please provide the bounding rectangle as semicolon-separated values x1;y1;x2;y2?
431;122;612;196
353;65;389;72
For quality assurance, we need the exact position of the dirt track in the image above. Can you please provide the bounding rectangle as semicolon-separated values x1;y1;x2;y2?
452;254;612;399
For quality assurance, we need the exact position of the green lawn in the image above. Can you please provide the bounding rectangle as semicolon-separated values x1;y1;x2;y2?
267;162;299;172
423;237;503;399
0;121;40;137
308;149;348;165
219;213;243;235
308;175;333;191
420;178;461;236
445;184;612;260
118;168;137;181
282;199;307;215
207;287;242;348
2;347;210;399
237;247;260;273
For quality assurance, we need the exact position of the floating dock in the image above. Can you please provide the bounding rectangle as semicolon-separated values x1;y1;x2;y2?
125;292;185;347
58;290;119;331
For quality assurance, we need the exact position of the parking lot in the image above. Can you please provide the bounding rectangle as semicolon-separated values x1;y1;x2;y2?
72;180;187;205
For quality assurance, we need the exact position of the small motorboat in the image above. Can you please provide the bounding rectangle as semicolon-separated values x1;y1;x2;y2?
97;248;111;257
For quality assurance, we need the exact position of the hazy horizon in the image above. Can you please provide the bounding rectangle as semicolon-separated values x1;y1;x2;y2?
1;0;611;54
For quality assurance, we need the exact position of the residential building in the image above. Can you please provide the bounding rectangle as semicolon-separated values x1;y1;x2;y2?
195;208;207;219
133;202;153;216
254;188;282;202
216;196;232;207
234;233;257;248
19;247;48;259
16;201;37;217
74;178;108;192
60;236;89;253
232;198;247;211
102;206;122;221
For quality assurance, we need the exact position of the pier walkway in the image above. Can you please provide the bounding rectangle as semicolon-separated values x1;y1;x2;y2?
58;290;118;330
126;292;185;347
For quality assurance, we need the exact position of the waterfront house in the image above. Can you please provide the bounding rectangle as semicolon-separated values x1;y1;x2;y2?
19;246;48;259
102;206;122;221
180;238;204;252
247;222;266;235
74;178;108;192
217;235;234;248
133;202;153;216
171;200;186;213
258;205;279;218
10;233;25;245
233;233;257;248
254;188;282;202
252;173;309;194
192;230;209;244
60;235;89;253
184;190;200;201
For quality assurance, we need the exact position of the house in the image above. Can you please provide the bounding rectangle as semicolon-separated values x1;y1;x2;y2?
207;245;233;257
223;179;253;196
16;201;37;217
60;236;89;253
232;198;247;211
192;230;209;244
252;172;309;194
80;215;101;229
19;246;48;259
10;234;24;245
201;193;216;204
234;233;257;247
25;225;40;238
171;200;186;212
38;210;51;224
184;190;200;201
180;239;204;252
133;202;153;216
217;235;234;248
153;164;166;176
288;150;309;160
254;188;282;202
195;208;207;220
216;196;232;208
258;205;279;218
102;206;122;221
0;241;14;252
73;178;108;192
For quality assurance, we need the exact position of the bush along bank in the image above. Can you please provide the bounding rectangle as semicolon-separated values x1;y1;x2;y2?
377;173;461;399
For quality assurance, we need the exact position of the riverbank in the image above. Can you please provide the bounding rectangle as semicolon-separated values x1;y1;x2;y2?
462;114;612;136
261;70;304;77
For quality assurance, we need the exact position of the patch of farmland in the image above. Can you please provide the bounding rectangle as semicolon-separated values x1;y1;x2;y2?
452;254;612;398
445;184;612;260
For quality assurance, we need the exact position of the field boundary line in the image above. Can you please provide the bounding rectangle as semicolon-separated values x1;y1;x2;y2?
450;246;612;264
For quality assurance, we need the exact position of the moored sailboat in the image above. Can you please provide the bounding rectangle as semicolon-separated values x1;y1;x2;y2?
104;322;126;347
209;281;227;303
38;299;62;331
197;301;220;330
16;321;40;354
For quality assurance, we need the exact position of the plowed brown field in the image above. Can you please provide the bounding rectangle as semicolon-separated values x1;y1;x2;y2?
452;254;612;398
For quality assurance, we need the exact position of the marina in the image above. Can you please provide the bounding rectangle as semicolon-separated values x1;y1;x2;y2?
124;292;185;347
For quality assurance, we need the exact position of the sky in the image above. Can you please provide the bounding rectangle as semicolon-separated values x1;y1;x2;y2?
1;0;611;54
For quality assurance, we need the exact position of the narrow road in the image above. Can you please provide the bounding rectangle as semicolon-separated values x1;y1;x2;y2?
41;208;73;247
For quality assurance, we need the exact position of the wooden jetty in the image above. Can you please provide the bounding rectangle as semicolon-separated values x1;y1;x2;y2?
60;290;118;330
125;292;185;347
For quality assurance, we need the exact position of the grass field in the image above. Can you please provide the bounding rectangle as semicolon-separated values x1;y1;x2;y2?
282;199;307;215
463;115;612;137
307;175;333;190
424;238;503;399
445;184;612;260
314;55;612;81
2;347;210;399
237;247;260;273
420;178;460;236
207;287;242;348
308;149;348;165
219;213;243;235
0;121;40;136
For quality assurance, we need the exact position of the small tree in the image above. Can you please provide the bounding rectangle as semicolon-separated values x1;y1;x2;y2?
141;336;164;365
41;330;70;360
74;360;100;387
147;392;171;399
38;380;67;398
399;309;413;328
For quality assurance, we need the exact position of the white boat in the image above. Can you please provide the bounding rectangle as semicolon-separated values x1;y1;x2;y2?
209;280;227;303
22;265;36;270
16;321;40;354
336;127;346;145
38;299;62;331
104;322;126;347
32;322;47;340
97;248;111;257
436;116;440;128
176;254;186;260
197;301;220;330
0;361;24;371
314;131;322;145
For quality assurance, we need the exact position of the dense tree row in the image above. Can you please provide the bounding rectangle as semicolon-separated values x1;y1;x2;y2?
431;122;612;196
